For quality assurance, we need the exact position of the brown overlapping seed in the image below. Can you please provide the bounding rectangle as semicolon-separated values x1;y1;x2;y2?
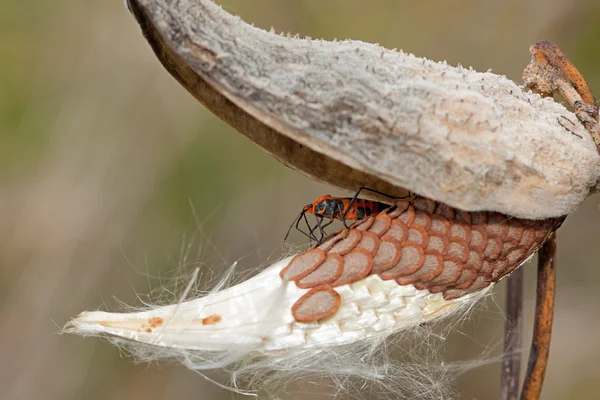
449;266;478;290
505;219;523;244
483;235;503;260
397;206;415;226
280;249;326;281
296;254;344;288
504;246;528;267
434;202;455;220
368;213;392;236
471;211;488;226
394;200;410;214
480;260;494;277
382;220;408;243
430;215;451;236
469;226;488;252
396;250;443;285
412;210;432;230
329;229;362;255
318;229;349;252
332;248;373;286
426;256;463;286
372;237;403;273
455;210;472;225
450;222;471;242
356;231;381;256
501;240;516;258
407;225;429;247
412;197;436;214
448;238;470;263
462;274;492;294
354;216;374;231
519;227;536;249
386;208;403;219
380;243;425;280
491;258;510;280
426;231;449;255
466;249;484;271
486;213;508;239
292;286;341;322
444;275;490;299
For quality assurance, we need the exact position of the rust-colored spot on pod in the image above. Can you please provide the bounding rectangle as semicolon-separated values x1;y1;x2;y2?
483;235;503;260
318;229;349;252
407;224;429;247
455;210;472;225
380;242;425;280
145;328;152;333
202;314;222;325
426;256;464;286
412;197;436;214
332;248;373;286
356;231;381;256
466;249;484;271
329;229;362;255
297;254;344;288
448;238;470;263
148;317;164;328
382;220;408;244
505;219;523;244
435;202;455;220
396;249;443;285
450;222;471;242
354;216;374;231
426;231;449;255
412;210;432;230
486;213;509;239
397;205;416;226
292;286;341;323
371;237;403;273
430;215;451;236
280;248;327;281
469;226;488;252
368;213;392;236
471;211;488;226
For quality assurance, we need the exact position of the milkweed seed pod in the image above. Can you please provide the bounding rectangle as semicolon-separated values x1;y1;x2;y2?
67;0;598;397
67;196;562;352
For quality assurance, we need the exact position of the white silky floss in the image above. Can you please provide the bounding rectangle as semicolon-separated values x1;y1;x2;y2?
67;255;483;354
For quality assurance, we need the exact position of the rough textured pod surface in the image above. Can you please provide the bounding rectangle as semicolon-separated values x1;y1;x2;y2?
127;0;600;219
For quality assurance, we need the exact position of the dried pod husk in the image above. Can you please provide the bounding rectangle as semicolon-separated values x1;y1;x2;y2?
127;0;600;219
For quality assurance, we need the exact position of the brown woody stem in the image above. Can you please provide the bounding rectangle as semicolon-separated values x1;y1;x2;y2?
520;234;557;400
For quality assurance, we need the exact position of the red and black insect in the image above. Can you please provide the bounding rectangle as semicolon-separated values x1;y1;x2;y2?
284;187;407;243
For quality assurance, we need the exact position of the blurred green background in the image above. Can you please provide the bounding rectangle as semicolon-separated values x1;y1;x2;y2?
1;1;600;399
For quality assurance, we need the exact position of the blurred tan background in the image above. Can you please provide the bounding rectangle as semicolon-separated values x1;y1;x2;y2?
1;1;599;399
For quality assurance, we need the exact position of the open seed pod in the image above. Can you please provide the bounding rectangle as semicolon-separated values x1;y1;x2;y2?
125;0;600;219
67;1;600;397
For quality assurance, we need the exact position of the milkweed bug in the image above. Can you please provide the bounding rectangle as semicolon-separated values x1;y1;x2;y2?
284;187;409;243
